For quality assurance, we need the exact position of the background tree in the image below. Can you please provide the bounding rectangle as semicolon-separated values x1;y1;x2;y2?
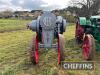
70;0;100;17
0;10;13;18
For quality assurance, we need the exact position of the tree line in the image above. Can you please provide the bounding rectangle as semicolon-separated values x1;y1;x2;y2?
68;0;100;17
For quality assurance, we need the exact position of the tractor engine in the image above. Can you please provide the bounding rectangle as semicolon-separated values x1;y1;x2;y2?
28;12;67;48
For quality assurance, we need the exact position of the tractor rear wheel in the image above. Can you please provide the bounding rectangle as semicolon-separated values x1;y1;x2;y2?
82;34;95;60
29;34;39;64
75;22;84;44
58;34;65;64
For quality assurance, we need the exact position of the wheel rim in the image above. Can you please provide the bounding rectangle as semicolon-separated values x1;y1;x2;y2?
58;35;61;64
58;34;65;64
35;34;39;63
82;36;91;59
75;22;84;40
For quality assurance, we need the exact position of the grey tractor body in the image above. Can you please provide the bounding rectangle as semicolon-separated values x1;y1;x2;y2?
28;12;67;48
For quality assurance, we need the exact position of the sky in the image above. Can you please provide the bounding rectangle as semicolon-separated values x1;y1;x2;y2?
0;0;70;11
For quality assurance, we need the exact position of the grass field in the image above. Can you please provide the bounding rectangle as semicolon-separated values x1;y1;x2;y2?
0;19;100;75
0;19;30;32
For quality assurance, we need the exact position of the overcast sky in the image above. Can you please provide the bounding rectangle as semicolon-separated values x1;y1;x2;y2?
0;0;70;11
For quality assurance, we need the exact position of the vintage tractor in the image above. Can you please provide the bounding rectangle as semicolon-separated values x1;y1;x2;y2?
75;15;100;60
27;12;67;64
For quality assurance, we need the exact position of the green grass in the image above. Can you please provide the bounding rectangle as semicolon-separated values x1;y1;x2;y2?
0;20;99;75
0;19;30;32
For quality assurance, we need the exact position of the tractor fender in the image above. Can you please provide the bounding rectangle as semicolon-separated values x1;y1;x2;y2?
79;17;87;25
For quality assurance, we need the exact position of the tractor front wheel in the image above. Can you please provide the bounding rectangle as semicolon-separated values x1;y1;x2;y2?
29;34;39;64
58;34;65;64
82;34;95;60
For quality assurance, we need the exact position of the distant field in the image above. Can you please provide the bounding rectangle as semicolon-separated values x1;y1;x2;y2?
0;19;30;32
0;19;99;75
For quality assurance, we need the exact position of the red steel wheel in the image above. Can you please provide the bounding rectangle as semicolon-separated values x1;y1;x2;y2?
75;21;84;43
29;33;39;64
82;34;95;60
58;34;65;64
